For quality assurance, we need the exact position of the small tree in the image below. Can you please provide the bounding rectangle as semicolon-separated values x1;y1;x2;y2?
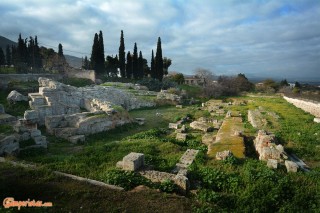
163;57;172;75
58;43;64;57
170;73;185;85
118;30;126;78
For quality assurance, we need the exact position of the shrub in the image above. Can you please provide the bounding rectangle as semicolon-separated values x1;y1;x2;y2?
102;169;152;190
158;179;177;193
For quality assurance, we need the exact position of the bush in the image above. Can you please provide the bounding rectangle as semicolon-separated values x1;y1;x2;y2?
102;169;152;190
158;179;177;193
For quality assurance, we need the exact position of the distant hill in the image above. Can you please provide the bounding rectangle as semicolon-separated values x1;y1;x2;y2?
0;36;16;52
64;55;82;68
0;35;82;68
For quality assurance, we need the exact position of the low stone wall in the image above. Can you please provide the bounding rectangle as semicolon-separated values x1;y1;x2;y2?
283;96;320;117
0;74;62;89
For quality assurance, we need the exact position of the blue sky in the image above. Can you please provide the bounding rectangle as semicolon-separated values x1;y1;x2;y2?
0;0;319;81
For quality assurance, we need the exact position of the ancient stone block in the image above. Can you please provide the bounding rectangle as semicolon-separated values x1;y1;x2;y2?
176;105;183;108
30;129;41;138
0;135;19;155
190;121;213;132
267;159;278;169
215;150;233;160
285;160;299;172
135;118;145;125
24;110;38;122
169;123;179;129
120;152;145;171
7;90;28;103
68;135;85;144
176;133;187;141
314;118;320;123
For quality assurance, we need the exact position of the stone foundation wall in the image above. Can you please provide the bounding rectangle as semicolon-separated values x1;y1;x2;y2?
283;96;320;117
0;74;62;89
65;68;96;82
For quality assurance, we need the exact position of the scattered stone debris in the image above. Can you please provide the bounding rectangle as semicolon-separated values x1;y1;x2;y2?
176;105;183;108
254;130;286;161
7;90;28;103
254;130;309;172
156;90;182;104
215;150;233;160
116;152;145;171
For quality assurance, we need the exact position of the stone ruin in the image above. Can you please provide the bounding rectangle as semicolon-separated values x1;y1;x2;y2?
156;90;182;104
0;104;47;156
117;149;199;193
24;78;154;142
254;130;309;172
215;150;233;160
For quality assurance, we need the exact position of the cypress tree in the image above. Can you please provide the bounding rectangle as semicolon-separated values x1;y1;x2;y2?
132;43;138;79
34;36;42;69
126;51;133;79
150;50;155;79
97;30;105;74
58;43;64;57
90;33;99;71
5;45;11;65
0;48;5;65
155;37;163;81
138;51;144;79
118;30;126;78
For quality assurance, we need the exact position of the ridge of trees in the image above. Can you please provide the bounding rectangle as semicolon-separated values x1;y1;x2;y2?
85;30;170;81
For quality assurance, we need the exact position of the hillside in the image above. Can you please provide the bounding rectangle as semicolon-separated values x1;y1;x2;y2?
0;35;81;68
0;36;16;52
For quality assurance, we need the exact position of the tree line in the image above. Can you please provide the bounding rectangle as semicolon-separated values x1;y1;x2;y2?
0;34;64;73
83;30;171;82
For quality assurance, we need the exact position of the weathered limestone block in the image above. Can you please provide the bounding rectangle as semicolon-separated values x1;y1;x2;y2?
20;132;31;141
0;113;16;125
169;123;179;129
0;135;19;155
176;125;186;133
0;104;4;114
260;147;281;161
202;133;215;146
215;150;233;160
314;118;320;123
7;90;28;103
190;121;213;132
117;152;145;171
24;110;38;122
176;105;183;108
267;159;278;169
30;129;41;138
285;160;299;173
68;135;85;144
135;118;145;125
176;133;187;141
174;174;189;191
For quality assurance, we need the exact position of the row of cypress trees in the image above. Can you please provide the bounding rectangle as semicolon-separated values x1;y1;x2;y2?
89;30;166;81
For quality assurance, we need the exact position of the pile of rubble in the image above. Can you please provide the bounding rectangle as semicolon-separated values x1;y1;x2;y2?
254;130;308;172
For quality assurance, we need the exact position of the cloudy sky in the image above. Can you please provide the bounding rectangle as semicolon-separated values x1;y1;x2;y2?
1;0;319;81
